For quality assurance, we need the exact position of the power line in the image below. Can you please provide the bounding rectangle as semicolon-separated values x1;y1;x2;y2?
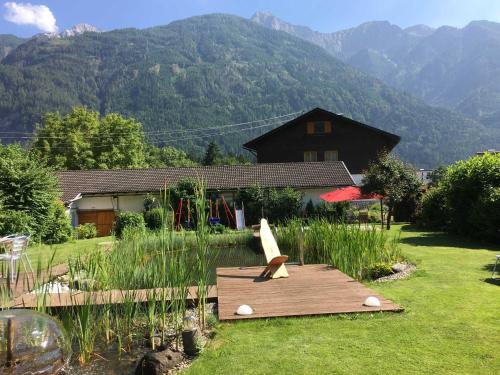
150;120;285;145
28;116;296;152
0;111;303;139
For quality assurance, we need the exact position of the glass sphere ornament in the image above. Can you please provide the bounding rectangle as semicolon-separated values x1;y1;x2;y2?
0;309;70;374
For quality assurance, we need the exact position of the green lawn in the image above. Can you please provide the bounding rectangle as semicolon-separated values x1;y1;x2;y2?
185;225;500;375
27;236;113;266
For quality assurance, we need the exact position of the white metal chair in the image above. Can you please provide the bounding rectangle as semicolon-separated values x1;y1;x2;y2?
492;255;500;278
0;234;33;283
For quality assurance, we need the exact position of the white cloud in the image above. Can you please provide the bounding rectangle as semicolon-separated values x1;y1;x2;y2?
4;2;58;33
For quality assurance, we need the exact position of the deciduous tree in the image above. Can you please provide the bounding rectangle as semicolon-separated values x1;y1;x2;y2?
32;107;147;170
0;144;61;237
362;153;422;229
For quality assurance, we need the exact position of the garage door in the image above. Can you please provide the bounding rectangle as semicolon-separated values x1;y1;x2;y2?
78;210;115;237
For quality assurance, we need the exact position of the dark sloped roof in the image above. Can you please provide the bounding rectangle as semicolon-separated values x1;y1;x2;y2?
243;107;401;150
57;161;355;202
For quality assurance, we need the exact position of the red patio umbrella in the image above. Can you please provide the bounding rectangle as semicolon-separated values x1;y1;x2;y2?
320;186;384;227
319;186;382;202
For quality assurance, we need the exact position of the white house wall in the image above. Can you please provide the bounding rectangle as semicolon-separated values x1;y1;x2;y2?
351;174;364;186
76;196;117;210
117;195;146;212
74;195;144;211
300;187;338;205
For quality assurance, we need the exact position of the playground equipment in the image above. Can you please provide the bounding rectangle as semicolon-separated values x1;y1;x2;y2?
209;196;236;228
209;199;221;226
175;198;193;230
174;194;245;230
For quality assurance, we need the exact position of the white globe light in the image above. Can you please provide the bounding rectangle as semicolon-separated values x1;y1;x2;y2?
236;304;253;315
364;296;381;307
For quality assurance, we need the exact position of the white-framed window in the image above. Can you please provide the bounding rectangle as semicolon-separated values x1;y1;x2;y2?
304;151;318;162
324;150;338;161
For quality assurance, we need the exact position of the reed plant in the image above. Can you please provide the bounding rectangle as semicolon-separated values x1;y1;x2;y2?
277;219;401;279
194;181;211;330
146;289;157;350
167;243;192;349
33;250;57;313
70;293;97;365
124;290;139;350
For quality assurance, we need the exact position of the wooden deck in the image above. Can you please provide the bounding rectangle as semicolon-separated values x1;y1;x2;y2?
4;285;218;309
216;264;402;320
0;263;69;301
5;264;401;319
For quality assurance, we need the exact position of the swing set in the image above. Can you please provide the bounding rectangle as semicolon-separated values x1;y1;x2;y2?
175;198;193;230
209;196;235;227
174;195;237;230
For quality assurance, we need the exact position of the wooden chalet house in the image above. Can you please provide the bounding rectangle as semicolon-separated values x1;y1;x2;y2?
243;107;400;183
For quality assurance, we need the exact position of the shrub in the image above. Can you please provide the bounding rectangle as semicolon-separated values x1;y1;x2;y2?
42;201;72;244
313;201;350;222
143;193;158;211
304;199;315;217
422;153;500;241
267;187;303;223
209;223;227;234
236;185;266;225
0;144;59;237
444;153;500;238
237;185;303;225
144;207;162;230
75;223;97;239
469;187;500;242
0;209;33;236
420;187;447;229
115;211;145;238
365;263;393;280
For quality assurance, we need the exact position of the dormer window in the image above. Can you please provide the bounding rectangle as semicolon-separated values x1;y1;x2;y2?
306;121;332;134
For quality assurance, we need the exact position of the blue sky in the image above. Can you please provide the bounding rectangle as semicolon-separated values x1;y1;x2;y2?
1;0;499;37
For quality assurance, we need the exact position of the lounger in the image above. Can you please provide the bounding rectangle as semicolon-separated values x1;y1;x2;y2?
259;219;289;279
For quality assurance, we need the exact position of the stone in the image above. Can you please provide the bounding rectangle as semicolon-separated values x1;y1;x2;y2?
236;304;253;315
391;263;407;273
144;336;162;349
135;348;183;375
363;296;381;307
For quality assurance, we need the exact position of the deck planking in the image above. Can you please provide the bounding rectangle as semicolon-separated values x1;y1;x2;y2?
0;263;69;301
4;285;217;309
216;264;402;320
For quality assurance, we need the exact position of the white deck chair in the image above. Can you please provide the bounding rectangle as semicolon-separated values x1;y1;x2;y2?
0;234;33;283
259;219;289;279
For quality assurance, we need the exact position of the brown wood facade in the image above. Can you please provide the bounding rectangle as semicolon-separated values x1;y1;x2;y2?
243;108;400;174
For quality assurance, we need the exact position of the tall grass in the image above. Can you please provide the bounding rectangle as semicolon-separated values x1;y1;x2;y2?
194;181;211;330
5;183;260;366
70;293;97;365
167;245;191;349
277;219;401;279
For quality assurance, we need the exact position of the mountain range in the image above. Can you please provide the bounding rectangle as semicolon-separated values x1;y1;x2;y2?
252;12;500;129
0;13;498;168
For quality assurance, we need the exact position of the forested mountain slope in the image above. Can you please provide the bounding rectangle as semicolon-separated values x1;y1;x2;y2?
253;12;500;129
0;14;498;167
0;34;25;59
